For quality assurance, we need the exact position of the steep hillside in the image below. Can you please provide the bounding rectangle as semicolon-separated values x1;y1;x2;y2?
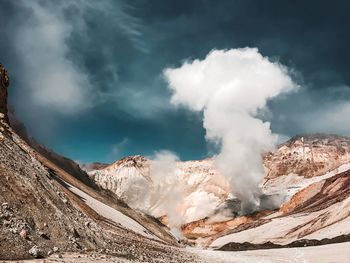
9;114;97;189
0;65;209;262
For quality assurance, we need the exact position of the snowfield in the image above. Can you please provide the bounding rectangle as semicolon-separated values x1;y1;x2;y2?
190;241;350;263
65;181;160;241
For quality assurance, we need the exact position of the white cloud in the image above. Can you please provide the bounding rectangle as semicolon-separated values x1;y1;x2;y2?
300;101;350;135
14;1;94;113
12;0;146;115
112;85;173;119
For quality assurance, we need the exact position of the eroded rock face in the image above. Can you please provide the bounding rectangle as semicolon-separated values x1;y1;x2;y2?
264;134;350;179
89;156;151;198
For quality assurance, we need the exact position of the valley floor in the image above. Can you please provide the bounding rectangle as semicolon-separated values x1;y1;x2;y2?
4;242;350;263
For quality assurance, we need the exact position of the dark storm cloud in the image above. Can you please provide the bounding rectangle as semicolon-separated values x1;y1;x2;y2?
0;0;350;162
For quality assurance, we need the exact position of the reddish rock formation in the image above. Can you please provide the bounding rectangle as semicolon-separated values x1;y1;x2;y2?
281;170;350;214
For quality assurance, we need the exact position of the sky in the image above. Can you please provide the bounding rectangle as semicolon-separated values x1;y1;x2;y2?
0;0;350;163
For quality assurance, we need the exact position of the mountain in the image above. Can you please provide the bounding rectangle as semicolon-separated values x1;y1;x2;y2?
88;156;232;224
87;135;350;248
1;65;350;262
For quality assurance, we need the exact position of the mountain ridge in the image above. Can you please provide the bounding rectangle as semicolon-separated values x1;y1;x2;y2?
87;134;350;248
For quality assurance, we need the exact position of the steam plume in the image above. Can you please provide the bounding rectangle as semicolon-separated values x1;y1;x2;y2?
120;151;185;229
148;151;184;228
164;48;298;212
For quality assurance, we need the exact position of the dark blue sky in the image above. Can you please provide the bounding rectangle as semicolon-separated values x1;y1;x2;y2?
1;0;350;163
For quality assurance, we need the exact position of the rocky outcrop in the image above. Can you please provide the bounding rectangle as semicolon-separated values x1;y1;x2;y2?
0;64;9;122
261;134;350;201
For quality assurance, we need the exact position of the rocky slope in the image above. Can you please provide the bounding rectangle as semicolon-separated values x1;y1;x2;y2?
9;114;98;189
0;65;210;261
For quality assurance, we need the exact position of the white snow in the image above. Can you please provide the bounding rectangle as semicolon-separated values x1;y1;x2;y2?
190;242;350;263
64;181;159;240
304;218;350;240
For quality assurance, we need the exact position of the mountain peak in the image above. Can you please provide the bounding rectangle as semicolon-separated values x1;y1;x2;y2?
285;134;350;146
109;155;149;169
